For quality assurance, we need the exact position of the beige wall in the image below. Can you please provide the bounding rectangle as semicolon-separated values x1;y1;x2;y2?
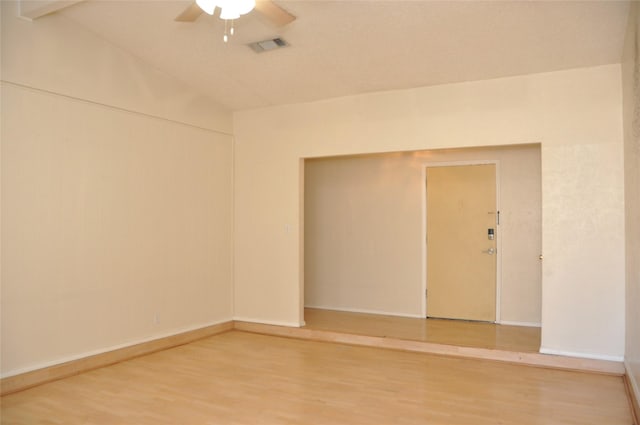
622;0;640;408
234;64;625;360
1;2;233;376
305;145;541;325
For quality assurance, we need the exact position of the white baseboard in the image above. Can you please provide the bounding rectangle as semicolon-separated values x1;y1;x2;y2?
625;360;640;406
305;305;424;319
233;316;304;328
499;320;541;327
539;347;624;362
0;317;234;379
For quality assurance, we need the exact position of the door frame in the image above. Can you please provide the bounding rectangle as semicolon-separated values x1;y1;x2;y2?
421;160;502;322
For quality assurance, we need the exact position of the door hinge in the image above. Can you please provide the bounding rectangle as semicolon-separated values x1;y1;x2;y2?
425;289;428;297
497;210;500;225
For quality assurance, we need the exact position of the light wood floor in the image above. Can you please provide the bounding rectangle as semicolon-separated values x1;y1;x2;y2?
0;331;632;425
304;308;541;352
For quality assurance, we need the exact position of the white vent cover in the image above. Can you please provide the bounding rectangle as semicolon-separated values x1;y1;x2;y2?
248;37;288;53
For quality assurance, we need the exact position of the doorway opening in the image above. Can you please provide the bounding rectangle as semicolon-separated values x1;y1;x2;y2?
302;144;542;351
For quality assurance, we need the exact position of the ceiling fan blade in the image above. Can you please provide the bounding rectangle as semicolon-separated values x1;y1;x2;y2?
175;2;204;22
255;0;296;27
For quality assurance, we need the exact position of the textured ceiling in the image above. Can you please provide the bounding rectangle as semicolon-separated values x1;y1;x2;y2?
59;0;630;111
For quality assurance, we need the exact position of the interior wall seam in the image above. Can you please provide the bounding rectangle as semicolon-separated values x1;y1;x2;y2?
0;79;233;137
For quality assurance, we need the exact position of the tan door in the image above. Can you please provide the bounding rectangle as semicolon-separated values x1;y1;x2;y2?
426;164;497;322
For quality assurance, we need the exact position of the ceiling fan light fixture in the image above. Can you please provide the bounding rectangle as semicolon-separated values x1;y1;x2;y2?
195;0;216;15
215;0;255;19
190;0;261;43
219;7;240;20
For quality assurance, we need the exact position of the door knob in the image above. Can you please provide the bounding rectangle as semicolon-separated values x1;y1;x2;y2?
484;248;495;255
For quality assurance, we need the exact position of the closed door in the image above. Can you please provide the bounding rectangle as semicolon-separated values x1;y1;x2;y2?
426;164;497;322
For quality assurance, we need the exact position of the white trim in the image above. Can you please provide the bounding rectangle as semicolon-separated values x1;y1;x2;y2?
298;159;306;327
422;160;502;322
304;305;424;319
231;135;237;328
495;161;502;323
233;316;305;327
625;360;640;409
499;320;541;327
421;166;428;317
0;318;233;379
539;347;624;362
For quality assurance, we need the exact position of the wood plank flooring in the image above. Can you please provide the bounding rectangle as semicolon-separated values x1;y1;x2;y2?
304;308;541;352
0;331;632;425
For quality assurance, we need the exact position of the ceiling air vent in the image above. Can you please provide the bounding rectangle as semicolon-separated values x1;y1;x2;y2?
248;37;288;53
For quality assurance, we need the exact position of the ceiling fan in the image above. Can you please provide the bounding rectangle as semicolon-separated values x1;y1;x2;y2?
175;0;296;41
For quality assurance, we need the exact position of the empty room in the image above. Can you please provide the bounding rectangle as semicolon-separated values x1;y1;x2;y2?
1;0;639;424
